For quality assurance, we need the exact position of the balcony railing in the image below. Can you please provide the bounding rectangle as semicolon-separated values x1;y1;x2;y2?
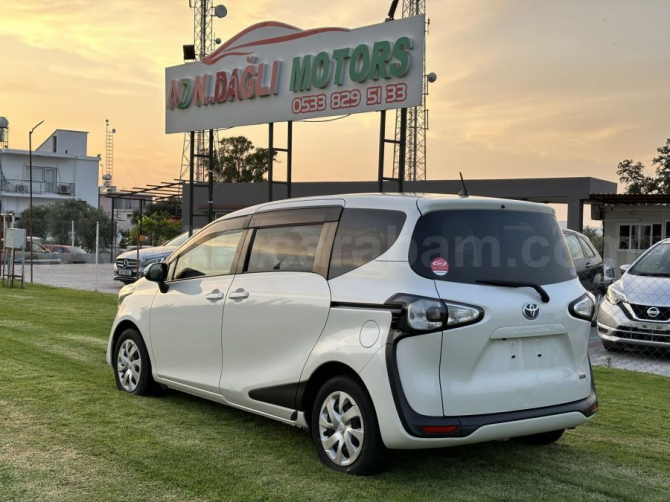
0;178;75;196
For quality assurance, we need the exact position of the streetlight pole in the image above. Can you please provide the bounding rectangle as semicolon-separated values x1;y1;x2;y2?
28;120;44;283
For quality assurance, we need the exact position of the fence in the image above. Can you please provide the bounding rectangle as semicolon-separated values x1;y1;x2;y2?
1;220;123;294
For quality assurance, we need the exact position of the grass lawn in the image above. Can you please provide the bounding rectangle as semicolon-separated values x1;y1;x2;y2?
1;284;669;501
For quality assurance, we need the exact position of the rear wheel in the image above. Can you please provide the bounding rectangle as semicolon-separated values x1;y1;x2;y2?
310;376;387;475
513;429;565;445
114;328;156;395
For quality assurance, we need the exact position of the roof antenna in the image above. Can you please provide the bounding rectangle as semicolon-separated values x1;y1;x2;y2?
458;172;470;198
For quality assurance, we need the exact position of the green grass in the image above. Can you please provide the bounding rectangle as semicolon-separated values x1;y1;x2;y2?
1;285;669;501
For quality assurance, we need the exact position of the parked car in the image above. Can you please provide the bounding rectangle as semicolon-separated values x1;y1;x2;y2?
113;232;195;284
598;239;670;352
13;241;61;264
43;244;88;264
562;229;609;302
108;194;597;475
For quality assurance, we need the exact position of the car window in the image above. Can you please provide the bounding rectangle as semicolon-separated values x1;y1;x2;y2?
578;237;596;258
173;229;243;280
329;209;406;279
565;234;585;261
247;224;324;273
410;210;575;286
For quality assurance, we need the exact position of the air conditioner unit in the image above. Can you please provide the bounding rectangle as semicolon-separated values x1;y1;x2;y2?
58;184;73;195
591;203;605;221
15;184;27;193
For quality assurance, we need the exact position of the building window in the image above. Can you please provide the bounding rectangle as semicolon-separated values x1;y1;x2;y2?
24;166;58;193
619;224;663;251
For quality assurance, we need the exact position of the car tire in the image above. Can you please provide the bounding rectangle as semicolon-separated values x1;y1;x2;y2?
513;429;565;445
310;375;387;475
113;328;156;396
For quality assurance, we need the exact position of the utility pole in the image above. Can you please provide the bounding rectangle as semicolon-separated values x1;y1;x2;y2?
28;120;44;283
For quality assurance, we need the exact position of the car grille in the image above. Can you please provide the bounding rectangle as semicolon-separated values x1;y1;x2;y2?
629;304;670;322
116;258;138;269
602;325;670;345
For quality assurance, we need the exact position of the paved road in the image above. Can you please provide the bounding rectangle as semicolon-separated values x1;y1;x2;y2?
589;327;670;377
31;263;122;294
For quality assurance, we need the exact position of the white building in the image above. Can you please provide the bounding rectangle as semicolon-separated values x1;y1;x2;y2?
591;193;670;273
99;191;153;232
0;129;100;216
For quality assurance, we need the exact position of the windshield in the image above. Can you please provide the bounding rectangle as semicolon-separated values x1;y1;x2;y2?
410;209;576;285
629;243;670;277
164;232;189;248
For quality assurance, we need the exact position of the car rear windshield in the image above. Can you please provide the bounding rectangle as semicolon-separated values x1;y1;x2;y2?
410;209;576;285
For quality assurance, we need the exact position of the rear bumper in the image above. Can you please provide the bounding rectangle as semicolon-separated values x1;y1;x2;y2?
386;329;597;439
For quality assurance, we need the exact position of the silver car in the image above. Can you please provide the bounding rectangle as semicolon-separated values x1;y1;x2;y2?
114;231;196;284
598;239;670;351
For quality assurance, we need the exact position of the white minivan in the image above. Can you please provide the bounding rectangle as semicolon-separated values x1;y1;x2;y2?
107;193;598;475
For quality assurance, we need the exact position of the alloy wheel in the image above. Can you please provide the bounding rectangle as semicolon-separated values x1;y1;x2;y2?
117;339;142;392
318;391;365;466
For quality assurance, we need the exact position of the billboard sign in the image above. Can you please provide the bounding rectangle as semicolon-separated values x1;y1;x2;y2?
165;16;425;134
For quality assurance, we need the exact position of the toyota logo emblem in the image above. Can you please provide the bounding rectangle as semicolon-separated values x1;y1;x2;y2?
647;307;661;318
522;303;541;321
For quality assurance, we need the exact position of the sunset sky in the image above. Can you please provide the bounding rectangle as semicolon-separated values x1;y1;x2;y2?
2;0;670;198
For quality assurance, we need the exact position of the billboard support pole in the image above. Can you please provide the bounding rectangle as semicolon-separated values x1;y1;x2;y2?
208;129;214;223
268;123;274;202
287;121;293;199
189;131;195;237
378;110;386;193
378;108;408;193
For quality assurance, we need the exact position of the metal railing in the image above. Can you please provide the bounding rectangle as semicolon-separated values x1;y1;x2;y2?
0;178;76;196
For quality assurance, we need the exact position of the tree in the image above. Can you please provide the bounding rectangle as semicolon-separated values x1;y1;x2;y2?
215;136;277;183
130;212;181;246
617;138;670;194
581;227;604;256
16;199;113;251
131;199;181;225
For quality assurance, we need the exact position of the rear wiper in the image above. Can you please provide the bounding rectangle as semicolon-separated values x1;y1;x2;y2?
475;280;550;303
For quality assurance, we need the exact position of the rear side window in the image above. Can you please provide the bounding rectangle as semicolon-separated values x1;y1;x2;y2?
328;209;406;279
247;224;324;273
565;234;585;261
578;236;596;258
410;209;575;286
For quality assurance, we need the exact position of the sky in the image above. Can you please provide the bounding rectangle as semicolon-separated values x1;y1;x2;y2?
2;0;670;205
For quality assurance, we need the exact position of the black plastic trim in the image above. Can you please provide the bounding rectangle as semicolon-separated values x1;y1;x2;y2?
250;206;342;228
248;382;300;410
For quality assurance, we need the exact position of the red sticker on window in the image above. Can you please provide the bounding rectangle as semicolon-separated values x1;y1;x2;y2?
431;257;449;276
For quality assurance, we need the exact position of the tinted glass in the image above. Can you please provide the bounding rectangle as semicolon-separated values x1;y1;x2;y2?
173;229;243;280
578;237;596;258
247;225;323;273
565;234;585;260
410;210;575;285
329;209;406;279
629;243;670;277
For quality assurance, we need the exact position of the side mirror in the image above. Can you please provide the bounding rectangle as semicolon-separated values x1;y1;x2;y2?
144;262;169;292
620;264;631;275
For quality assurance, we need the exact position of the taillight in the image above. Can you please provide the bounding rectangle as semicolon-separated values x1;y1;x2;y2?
387;295;484;333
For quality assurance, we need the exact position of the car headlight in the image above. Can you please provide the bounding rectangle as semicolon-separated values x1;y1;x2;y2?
141;257;164;268
118;284;135;305
569;293;596;322
606;284;627;305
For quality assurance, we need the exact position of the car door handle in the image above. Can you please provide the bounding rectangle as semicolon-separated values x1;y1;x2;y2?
228;290;249;300
205;291;225;301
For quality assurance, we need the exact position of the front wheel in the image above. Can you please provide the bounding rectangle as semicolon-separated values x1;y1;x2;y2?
114;328;155;395
310;376;387;475
513;429;565;445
